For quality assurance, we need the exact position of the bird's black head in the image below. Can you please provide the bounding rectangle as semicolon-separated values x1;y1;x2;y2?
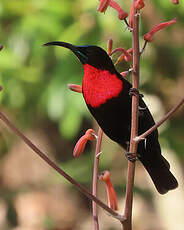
43;41;116;74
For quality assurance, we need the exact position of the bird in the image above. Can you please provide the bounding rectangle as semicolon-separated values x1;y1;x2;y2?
43;41;178;194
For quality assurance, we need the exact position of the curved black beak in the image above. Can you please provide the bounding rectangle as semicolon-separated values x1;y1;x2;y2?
43;41;77;52
43;41;88;64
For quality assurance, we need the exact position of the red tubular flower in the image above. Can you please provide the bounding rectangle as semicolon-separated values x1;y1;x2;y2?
67;84;82;93
171;0;179;4
144;18;177;42
0;45;3;51
129;2;134;28
97;0;111;13
99;170;118;210
97;0;128;20
73;129;96;157
109;0;128;20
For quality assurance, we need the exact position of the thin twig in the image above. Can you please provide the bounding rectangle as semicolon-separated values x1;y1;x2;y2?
0;109;123;219
134;95;184;143
123;1;140;230
140;40;148;54
92;127;103;230
124;18;133;32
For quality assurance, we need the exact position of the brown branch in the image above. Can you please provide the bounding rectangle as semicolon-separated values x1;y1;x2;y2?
0;109;123;220
92;127;103;230
134;95;184;143
123;1;140;230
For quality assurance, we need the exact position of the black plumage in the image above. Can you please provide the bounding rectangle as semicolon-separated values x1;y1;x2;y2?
44;41;178;194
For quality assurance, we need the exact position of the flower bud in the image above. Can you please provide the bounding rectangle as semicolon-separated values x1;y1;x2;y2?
135;0;145;10
67;84;82;93
107;39;113;56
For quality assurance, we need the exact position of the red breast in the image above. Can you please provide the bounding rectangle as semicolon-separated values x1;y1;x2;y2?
82;64;123;108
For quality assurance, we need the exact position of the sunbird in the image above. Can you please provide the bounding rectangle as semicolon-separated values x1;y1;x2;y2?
44;41;178;194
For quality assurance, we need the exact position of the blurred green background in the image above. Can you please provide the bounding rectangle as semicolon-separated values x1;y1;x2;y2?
0;0;184;230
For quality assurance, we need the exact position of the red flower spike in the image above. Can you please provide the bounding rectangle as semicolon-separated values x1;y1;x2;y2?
107;39;113;56
97;0;111;13
144;18;177;42
171;0;179;4
99;170;118;210
109;0;128;20
67;84;82;93
111;47;132;62
135;0;145;10
73;129;96;157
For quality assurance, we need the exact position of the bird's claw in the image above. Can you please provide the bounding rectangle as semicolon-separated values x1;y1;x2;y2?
129;88;139;97
129;88;144;98
125;152;138;162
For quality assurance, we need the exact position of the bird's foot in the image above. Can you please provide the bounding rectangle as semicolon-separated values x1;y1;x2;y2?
129;88;144;98
129;88;139;97
125;152;138;162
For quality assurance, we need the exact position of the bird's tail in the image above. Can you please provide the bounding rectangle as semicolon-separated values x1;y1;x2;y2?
140;154;178;194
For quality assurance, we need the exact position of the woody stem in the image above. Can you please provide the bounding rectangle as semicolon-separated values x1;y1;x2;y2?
122;1;140;229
